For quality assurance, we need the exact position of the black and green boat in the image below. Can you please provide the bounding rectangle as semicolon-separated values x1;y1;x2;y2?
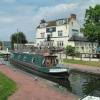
9;52;70;79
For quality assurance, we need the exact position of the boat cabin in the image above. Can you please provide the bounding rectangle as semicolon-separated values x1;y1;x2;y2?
42;53;58;68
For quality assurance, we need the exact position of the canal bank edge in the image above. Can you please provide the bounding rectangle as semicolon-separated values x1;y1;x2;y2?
0;65;79;100
64;62;100;76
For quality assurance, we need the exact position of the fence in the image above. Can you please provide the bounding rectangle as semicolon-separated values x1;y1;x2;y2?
0;54;10;64
55;53;100;61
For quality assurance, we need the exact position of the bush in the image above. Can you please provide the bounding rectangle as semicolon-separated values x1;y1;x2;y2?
75;51;81;57
66;45;75;56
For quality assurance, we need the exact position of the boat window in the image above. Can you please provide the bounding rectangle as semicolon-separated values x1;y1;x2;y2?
18;55;20;60
32;57;36;63
23;56;26;61
51;58;52;64
42;58;45;64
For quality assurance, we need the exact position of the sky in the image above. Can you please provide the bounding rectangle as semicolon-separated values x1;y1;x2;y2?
0;0;99;43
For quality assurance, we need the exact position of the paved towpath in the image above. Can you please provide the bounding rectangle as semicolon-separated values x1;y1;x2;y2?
63;62;100;75
0;65;79;100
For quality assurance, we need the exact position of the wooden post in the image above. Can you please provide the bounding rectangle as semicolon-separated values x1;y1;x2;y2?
81;53;82;60
89;53;91;61
66;53;67;59
60;53;61;59
7;53;8;61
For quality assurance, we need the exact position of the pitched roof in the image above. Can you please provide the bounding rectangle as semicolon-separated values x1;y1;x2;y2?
3;41;11;46
37;18;72;28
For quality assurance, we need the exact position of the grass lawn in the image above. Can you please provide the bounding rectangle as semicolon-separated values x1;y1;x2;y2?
0;72;17;100
63;59;100;67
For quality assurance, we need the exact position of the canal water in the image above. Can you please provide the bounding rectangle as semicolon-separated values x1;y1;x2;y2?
6;61;100;98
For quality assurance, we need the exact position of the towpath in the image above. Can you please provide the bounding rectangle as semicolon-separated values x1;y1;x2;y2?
63;62;100;75
0;65;79;100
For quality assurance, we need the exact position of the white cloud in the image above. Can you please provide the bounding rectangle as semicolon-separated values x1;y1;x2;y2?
0;0;100;42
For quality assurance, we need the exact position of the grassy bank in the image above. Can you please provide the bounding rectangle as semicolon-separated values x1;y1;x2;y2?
0;72;17;100
63;59;100;67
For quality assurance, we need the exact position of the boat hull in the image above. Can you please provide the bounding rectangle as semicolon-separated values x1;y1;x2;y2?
9;58;69;79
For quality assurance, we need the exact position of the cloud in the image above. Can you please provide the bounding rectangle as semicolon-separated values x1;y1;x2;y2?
0;0;100;42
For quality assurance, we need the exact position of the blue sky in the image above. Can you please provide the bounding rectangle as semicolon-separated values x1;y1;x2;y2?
0;0;99;42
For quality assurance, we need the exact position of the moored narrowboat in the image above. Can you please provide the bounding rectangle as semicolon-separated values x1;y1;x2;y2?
9;52;70;79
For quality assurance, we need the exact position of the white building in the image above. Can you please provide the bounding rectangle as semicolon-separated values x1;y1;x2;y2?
36;14;81;47
36;14;98;53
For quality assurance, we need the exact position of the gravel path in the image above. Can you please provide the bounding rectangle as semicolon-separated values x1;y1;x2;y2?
0;65;79;100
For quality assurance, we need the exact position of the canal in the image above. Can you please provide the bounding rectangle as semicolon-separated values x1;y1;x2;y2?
6;61;100;98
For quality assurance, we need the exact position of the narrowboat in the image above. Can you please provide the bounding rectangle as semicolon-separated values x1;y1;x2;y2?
9;52;70;79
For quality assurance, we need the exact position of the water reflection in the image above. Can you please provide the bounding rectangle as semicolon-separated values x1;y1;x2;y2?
69;71;100;97
7;61;100;98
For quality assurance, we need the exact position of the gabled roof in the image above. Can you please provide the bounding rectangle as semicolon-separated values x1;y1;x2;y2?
37;18;72;28
3;41;11;46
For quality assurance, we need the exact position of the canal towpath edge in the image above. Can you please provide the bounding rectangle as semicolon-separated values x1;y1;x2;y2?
0;64;79;100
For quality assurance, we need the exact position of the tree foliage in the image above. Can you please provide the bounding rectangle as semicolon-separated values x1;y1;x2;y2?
66;45;75;55
10;31;28;49
83;4;100;45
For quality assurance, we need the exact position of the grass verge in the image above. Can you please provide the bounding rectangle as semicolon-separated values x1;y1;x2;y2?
63;59;100;67
0;72;17;100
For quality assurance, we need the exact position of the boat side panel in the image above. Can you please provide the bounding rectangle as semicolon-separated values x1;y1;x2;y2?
13;53;44;67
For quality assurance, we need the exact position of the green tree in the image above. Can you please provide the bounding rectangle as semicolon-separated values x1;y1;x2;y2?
66;45;75;56
10;31;28;50
0;41;2;50
83;4;100;47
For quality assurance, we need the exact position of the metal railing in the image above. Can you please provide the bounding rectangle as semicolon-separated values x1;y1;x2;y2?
55;53;100;61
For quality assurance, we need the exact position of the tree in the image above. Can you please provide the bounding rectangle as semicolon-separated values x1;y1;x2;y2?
83;4;100;47
10;31;28;50
0;41;2;50
66;45;75;56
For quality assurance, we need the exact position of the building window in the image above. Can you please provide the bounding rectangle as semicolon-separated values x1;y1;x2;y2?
76;42;79;47
41;33;45;38
57;41;63;47
58;31;63;36
72;29;78;36
40;41;43;46
72;22;74;26
47;34;50;41
80;42;84;47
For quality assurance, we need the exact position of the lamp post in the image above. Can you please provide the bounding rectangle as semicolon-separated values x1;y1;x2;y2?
49;28;53;47
17;35;19;51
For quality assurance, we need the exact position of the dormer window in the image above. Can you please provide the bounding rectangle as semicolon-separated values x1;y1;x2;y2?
40;23;45;27
56;19;65;25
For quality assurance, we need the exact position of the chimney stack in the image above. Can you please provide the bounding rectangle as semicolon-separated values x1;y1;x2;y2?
40;19;45;23
71;14;76;19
